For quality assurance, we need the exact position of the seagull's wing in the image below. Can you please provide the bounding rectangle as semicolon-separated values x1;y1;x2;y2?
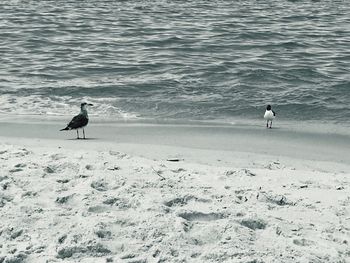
67;114;89;129
272;110;276;116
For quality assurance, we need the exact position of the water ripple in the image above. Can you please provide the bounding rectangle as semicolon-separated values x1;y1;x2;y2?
0;0;349;124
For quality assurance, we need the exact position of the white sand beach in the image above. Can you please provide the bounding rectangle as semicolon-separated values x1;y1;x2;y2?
1;118;350;263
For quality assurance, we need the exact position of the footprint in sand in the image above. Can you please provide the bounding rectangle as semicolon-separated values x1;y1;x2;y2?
239;218;267;230
56;179;70;184
21;191;38;198
95;229;112;239
44;162;79;175
258;193;295;206
0;194;13;207
1;253;27;263
56;243;111;259
44;166;56;174
9;167;25;173
0;176;9;182
177;211;227;222
226;169;256;177
14;163;27;168
2;227;24;240
164;195;210;208
50;153;66;161
14;148;31;157
87;205;109;213
102;197;132;209
109;150;128;159
0;150;8;155
85;164;94;170
171;168;186;173
56;194;74;204
90;179;108;192
293;238;315;246
265;161;285;170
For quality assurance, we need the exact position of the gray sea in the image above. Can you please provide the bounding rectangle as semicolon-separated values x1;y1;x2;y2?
1;0;349;125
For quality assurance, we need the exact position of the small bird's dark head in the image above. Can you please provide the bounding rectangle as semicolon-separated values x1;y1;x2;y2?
81;102;93;108
266;105;272;111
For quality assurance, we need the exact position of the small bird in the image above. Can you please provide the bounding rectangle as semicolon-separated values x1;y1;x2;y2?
60;102;93;139
264;105;276;128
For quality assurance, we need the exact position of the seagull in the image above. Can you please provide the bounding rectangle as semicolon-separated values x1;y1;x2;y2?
60;102;93;139
264;105;276;128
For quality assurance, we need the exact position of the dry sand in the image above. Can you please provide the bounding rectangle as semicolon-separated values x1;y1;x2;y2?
0;119;349;262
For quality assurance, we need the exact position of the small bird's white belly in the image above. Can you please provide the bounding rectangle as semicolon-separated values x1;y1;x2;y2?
264;110;275;121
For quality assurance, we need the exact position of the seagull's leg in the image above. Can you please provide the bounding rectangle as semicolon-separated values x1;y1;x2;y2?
266;121;269;128
83;128;86;139
270;121;272;129
77;130;80;139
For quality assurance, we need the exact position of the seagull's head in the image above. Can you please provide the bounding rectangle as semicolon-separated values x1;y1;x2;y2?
81;102;93;110
266;105;272;111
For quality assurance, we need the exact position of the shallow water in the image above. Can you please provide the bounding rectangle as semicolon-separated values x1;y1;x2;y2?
1;0;349;125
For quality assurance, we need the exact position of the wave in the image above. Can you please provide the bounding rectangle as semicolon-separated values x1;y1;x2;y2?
0;94;139;120
1;0;349;125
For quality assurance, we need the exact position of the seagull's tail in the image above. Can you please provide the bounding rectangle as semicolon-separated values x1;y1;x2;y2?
60;127;69;131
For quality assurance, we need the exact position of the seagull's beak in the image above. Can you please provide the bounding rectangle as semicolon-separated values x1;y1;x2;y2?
88;103;93;106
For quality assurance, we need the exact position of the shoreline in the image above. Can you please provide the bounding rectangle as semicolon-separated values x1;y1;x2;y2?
1;116;350;166
1;112;350;135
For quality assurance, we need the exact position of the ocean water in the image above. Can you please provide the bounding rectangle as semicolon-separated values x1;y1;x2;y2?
1;0;349;125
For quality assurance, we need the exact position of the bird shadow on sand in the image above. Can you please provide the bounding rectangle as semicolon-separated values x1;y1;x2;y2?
67;138;99;141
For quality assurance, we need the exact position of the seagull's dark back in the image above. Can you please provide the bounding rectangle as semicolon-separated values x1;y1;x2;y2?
67;114;89;129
